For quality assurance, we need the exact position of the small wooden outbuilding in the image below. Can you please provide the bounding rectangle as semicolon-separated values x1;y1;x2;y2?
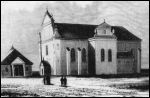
1;47;33;78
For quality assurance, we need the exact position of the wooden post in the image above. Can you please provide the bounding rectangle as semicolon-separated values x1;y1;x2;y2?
11;64;15;77
66;48;70;75
23;64;26;77
39;32;43;62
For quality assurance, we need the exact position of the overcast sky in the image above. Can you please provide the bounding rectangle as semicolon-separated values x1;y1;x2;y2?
2;1;92;11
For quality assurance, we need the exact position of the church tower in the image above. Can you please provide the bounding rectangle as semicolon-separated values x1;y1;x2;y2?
89;20;117;75
40;9;61;75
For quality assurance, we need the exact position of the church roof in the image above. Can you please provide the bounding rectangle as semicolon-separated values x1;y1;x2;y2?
1;47;33;65
54;22;141;41
55;23;96;39
111;26;141;41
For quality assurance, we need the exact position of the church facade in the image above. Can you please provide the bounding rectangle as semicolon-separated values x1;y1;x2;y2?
39;10;142;76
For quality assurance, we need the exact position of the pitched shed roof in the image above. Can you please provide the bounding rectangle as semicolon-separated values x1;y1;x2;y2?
54;22;141;41
1;48;33;65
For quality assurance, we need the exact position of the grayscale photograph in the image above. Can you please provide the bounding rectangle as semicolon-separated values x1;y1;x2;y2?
1;1;149;97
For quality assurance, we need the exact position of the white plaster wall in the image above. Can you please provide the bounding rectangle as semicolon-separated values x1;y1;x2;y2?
41;24;53;42
60;39;88;75
42;39;61;75
53;39;61;75
90;38;117;75
42;41;54;75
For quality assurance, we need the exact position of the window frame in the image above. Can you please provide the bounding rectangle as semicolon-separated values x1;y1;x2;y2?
108;49;112;62
101;49;105;62
82;48;87;62
71;48;76;62
46;45;49;56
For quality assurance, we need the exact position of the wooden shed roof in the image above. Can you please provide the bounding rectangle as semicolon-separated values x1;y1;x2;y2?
1;47;33;65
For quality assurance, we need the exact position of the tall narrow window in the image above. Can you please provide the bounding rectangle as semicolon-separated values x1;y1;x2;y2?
46;45;48;56
101;49;105;62
131;49;134;56
71;48;75;62
108;49;112;62
5;68;8;72
82;48;86;62
42;68;44;76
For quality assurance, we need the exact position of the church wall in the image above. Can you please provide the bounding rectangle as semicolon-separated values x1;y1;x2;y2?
42;40;55;75
117;41;141;73
40;15;56;75
53;39;61;75
41;24;53;42
90;38;117;75
42;39;61;75
117;58;134;74
60;39;88;75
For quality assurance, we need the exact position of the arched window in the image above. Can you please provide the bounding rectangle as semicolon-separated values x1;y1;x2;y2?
71;48;76;62
42;68;44;76
131;49;134;55
46;45;48;56
108;49;112;62
101;49;105;62
82;48;86;62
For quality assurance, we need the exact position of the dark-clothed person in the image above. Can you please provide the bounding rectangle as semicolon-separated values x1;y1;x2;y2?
64;76;67;87
60;76;64;86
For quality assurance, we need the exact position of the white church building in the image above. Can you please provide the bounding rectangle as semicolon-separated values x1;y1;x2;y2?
39;10;142;76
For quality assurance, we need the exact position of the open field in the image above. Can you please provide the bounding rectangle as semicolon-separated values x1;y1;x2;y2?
1;76;149;97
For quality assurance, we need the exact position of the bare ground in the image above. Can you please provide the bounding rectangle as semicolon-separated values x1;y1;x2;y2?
1;77;149;97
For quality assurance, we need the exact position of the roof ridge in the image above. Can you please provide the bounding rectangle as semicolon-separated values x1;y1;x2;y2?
1;48;33;65
55;22;97;26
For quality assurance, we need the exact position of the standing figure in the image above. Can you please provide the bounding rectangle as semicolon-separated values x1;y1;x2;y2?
64;76;67;87
60;76;64;87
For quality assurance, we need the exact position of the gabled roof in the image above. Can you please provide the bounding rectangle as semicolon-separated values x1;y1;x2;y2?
41;10;54;26
53;22;141;41
55;23;96;39
96;21;111;29
112;26;141;41
1;48;33;65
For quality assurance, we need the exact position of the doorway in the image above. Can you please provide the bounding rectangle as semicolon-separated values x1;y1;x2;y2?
14;64;24;76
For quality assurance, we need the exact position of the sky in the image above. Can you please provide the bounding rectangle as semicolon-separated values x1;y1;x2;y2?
2;1;92;11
